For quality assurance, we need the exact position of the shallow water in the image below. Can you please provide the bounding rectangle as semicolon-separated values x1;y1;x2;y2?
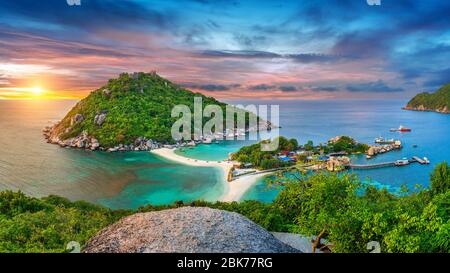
0;100;224;209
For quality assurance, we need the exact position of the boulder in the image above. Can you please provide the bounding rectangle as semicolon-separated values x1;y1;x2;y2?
103;88;111;96
94;113;107;126
71;114;84;126
90;138;100;150
83;207;300;253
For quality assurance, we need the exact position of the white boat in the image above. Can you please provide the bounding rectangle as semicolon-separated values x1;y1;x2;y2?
375;137;395;144
395;158;410;166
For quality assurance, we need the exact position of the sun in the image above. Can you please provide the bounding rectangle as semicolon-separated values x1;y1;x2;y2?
31;86;43;96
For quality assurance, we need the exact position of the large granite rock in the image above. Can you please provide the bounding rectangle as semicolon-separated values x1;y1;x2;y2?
83;207;300;253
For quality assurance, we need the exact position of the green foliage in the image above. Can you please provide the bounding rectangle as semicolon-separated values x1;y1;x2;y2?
231;136;296;169
1;164;449;253
304;140;314;151
328;136;369;153
406;83;450;112
54;72;254;147
274;169;449;253
430;161;450;196
0;191;120;253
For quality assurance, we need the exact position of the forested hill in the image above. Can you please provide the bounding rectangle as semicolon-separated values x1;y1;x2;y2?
404;83;450;114
45;72;249;149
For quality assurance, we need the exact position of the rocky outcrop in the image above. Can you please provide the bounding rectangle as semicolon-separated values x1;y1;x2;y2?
83;207;300;253
43;123;160;152
71;114;84;126
367;141;402;158
326;156;350;172
94;112;107;126
403;105;449;114
103;88;111;96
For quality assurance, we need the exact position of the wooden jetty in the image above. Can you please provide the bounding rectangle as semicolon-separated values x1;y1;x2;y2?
348;162;396;170
412;156;430;164
348;156;429;169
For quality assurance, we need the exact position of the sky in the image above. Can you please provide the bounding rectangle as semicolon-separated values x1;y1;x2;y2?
0;0;449;100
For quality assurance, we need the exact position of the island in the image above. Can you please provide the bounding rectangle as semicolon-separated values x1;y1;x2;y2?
403;83;450;114
43;72;263;151
231;136;369;172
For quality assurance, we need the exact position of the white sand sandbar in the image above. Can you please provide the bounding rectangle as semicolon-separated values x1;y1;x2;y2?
150;148;268;202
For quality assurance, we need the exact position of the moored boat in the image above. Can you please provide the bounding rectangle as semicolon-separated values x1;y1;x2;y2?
375;137;395;144
390;125;412;132
395;158;410;166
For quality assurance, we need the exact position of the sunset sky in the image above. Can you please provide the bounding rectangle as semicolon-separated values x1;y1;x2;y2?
0;0;449;100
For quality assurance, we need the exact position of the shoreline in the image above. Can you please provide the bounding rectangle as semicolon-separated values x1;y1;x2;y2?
150;148;269;202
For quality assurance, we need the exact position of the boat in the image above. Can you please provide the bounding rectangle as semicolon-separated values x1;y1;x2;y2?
398;125;411;132
390;125;412;132
395;158;410;166
413;144;418;148
375;137;395;144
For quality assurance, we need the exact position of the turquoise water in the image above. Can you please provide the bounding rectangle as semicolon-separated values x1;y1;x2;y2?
0;100;224;209
174;140;255;161
0;99;448;207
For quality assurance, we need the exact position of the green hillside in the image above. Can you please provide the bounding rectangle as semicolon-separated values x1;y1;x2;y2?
405;83;450;113
47;72;253;148
0;161;448;253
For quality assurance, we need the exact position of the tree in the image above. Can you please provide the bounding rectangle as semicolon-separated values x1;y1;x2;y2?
430;162;450;196
304;140;314;151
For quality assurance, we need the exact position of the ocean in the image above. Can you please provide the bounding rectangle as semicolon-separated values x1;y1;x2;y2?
0;99;448;207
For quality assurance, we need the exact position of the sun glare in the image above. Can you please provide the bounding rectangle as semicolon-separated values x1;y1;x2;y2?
32;86;43;96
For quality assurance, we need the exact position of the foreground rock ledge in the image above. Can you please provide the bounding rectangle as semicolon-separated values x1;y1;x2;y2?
83;207;300;253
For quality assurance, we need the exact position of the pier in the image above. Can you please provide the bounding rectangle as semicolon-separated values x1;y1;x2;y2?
412;156;430;164
347;156;429;170
348;162;396;169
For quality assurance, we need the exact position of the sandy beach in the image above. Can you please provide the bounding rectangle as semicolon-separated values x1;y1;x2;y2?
150;148;268;202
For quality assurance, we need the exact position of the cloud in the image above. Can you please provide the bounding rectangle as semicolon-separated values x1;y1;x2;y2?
0;0;178;34
346;80;404;93
423;68;450;88
247;84;276;91
198;50;350;64
181;83;241;91
311;86;339;92
279;85;299;92
198;50;281;59
287;53;350;63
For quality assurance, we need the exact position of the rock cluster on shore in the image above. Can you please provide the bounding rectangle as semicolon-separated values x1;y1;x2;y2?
367;141;402;158
403;105;449;114
43;125;160;152
83;207;300;253
326;156;350;171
